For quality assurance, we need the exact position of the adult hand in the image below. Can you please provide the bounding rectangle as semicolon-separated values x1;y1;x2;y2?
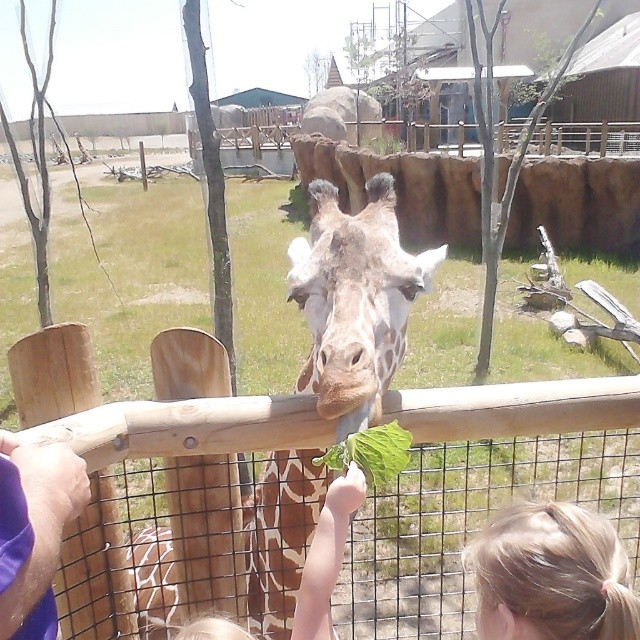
325;461;367;515
0;429;20;457
11;443;91;523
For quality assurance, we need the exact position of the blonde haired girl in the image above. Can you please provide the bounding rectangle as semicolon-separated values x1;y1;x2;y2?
175;461;367;640
463;501;640;640
173;617;253;640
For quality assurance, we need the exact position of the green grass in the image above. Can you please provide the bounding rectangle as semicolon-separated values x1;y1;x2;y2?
1;174;638;429
2;172;639;581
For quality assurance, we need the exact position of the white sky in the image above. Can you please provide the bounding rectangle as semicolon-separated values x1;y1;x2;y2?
0;0;451;121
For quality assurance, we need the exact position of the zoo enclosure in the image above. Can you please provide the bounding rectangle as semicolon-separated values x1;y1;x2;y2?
9;323;640;640
211;120;640;160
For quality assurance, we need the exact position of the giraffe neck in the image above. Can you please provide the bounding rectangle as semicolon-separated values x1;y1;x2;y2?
247;352;328;640
127;526;179;639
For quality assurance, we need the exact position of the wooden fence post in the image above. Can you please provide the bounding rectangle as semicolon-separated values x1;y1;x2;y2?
585;127;592;155
537;123;544;154
150;328;248;624
251;125;262;160
274;125;283;150
407;122;416;152
139;141;148;192
556;127;563;155
497;121;504;154
544;120;553;156
458;121;465;157
600;121;609;157
7;322;139;640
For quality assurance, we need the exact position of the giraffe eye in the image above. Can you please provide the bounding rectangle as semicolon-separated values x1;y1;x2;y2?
399;282;424;301
287;290;309;310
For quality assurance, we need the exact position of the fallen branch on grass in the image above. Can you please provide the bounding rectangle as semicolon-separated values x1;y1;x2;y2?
223;163;292;180
104;162;199;183
575;280;640;347
517;225;572;309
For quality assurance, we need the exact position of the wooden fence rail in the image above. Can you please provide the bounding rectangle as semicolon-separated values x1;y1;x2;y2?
217;121;640;158
406;120;640;157
8;323;640;640
17;375;640;474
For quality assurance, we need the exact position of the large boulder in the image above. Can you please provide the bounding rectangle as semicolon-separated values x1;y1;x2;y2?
301;106;347;142
306;86;382;123
211;104;246;128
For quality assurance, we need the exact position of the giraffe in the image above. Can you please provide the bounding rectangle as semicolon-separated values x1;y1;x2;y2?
245;172;447;639
122;172;446;640
126;526;180;640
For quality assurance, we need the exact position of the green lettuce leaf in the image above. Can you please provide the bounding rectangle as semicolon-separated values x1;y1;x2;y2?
312;421;413;486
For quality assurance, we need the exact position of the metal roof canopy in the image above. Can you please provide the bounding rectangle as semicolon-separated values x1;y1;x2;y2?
566;11;640;75
414;65;535;82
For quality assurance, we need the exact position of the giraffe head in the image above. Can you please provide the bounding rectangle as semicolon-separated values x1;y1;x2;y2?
287;172;447;425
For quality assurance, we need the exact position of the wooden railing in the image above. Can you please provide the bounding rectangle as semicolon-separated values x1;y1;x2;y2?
9;323;640;640
224;120;640;158
406;120;640;157
217;124;301;154
19;375;640;471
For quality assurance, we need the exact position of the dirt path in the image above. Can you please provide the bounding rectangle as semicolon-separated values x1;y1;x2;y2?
0;150;191;247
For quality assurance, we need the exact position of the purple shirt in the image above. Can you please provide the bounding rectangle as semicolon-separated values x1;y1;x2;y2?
0;455;58;640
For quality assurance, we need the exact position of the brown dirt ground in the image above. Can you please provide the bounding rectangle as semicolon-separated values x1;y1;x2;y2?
0;150;191;248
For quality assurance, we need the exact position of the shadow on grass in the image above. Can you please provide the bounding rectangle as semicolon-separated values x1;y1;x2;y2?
280;184;310;230
559;248;640;273
591;341;636;376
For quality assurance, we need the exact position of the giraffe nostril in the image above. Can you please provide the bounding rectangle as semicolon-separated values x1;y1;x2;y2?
351;349;363;366
320;350;327;367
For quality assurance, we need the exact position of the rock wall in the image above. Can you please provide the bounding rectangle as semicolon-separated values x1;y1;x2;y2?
291;134;640;256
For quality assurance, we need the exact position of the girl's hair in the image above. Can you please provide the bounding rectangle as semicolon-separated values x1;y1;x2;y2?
463;501;640;640
173;617;255;640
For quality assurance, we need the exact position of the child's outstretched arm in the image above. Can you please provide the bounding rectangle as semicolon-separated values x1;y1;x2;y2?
291;461;367;640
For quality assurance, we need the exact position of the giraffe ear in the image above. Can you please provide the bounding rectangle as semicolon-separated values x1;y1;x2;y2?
416;244;447;293
287;237;312;267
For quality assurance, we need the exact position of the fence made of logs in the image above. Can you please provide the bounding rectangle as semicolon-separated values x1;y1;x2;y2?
8;323;640;640
405;119;640;157
216;121;640;160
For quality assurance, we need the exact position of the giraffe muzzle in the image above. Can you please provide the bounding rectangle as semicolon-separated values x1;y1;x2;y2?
316;367;378;420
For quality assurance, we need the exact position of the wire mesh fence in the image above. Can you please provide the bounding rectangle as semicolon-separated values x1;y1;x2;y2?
55;427;640;640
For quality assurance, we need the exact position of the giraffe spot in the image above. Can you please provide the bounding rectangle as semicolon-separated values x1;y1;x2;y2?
386;329;397;346
266;537;303;593
280;499;319;540
312;380;319;393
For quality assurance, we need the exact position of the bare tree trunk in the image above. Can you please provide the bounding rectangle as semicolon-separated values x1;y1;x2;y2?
34;226;53;327
0;87;54;328
356;85;361;147
182;0;237;394
465;0;603;382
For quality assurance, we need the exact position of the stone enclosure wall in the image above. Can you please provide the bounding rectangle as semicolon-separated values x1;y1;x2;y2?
291;134;640;257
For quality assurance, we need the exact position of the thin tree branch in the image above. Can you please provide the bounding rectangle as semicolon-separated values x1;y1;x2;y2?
28;99;41;176
18;0;40;92
496;0;604;252
46;100;128;318
464;0;489;148
489;0;508;37
0;98;38;228
41;0;58;94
